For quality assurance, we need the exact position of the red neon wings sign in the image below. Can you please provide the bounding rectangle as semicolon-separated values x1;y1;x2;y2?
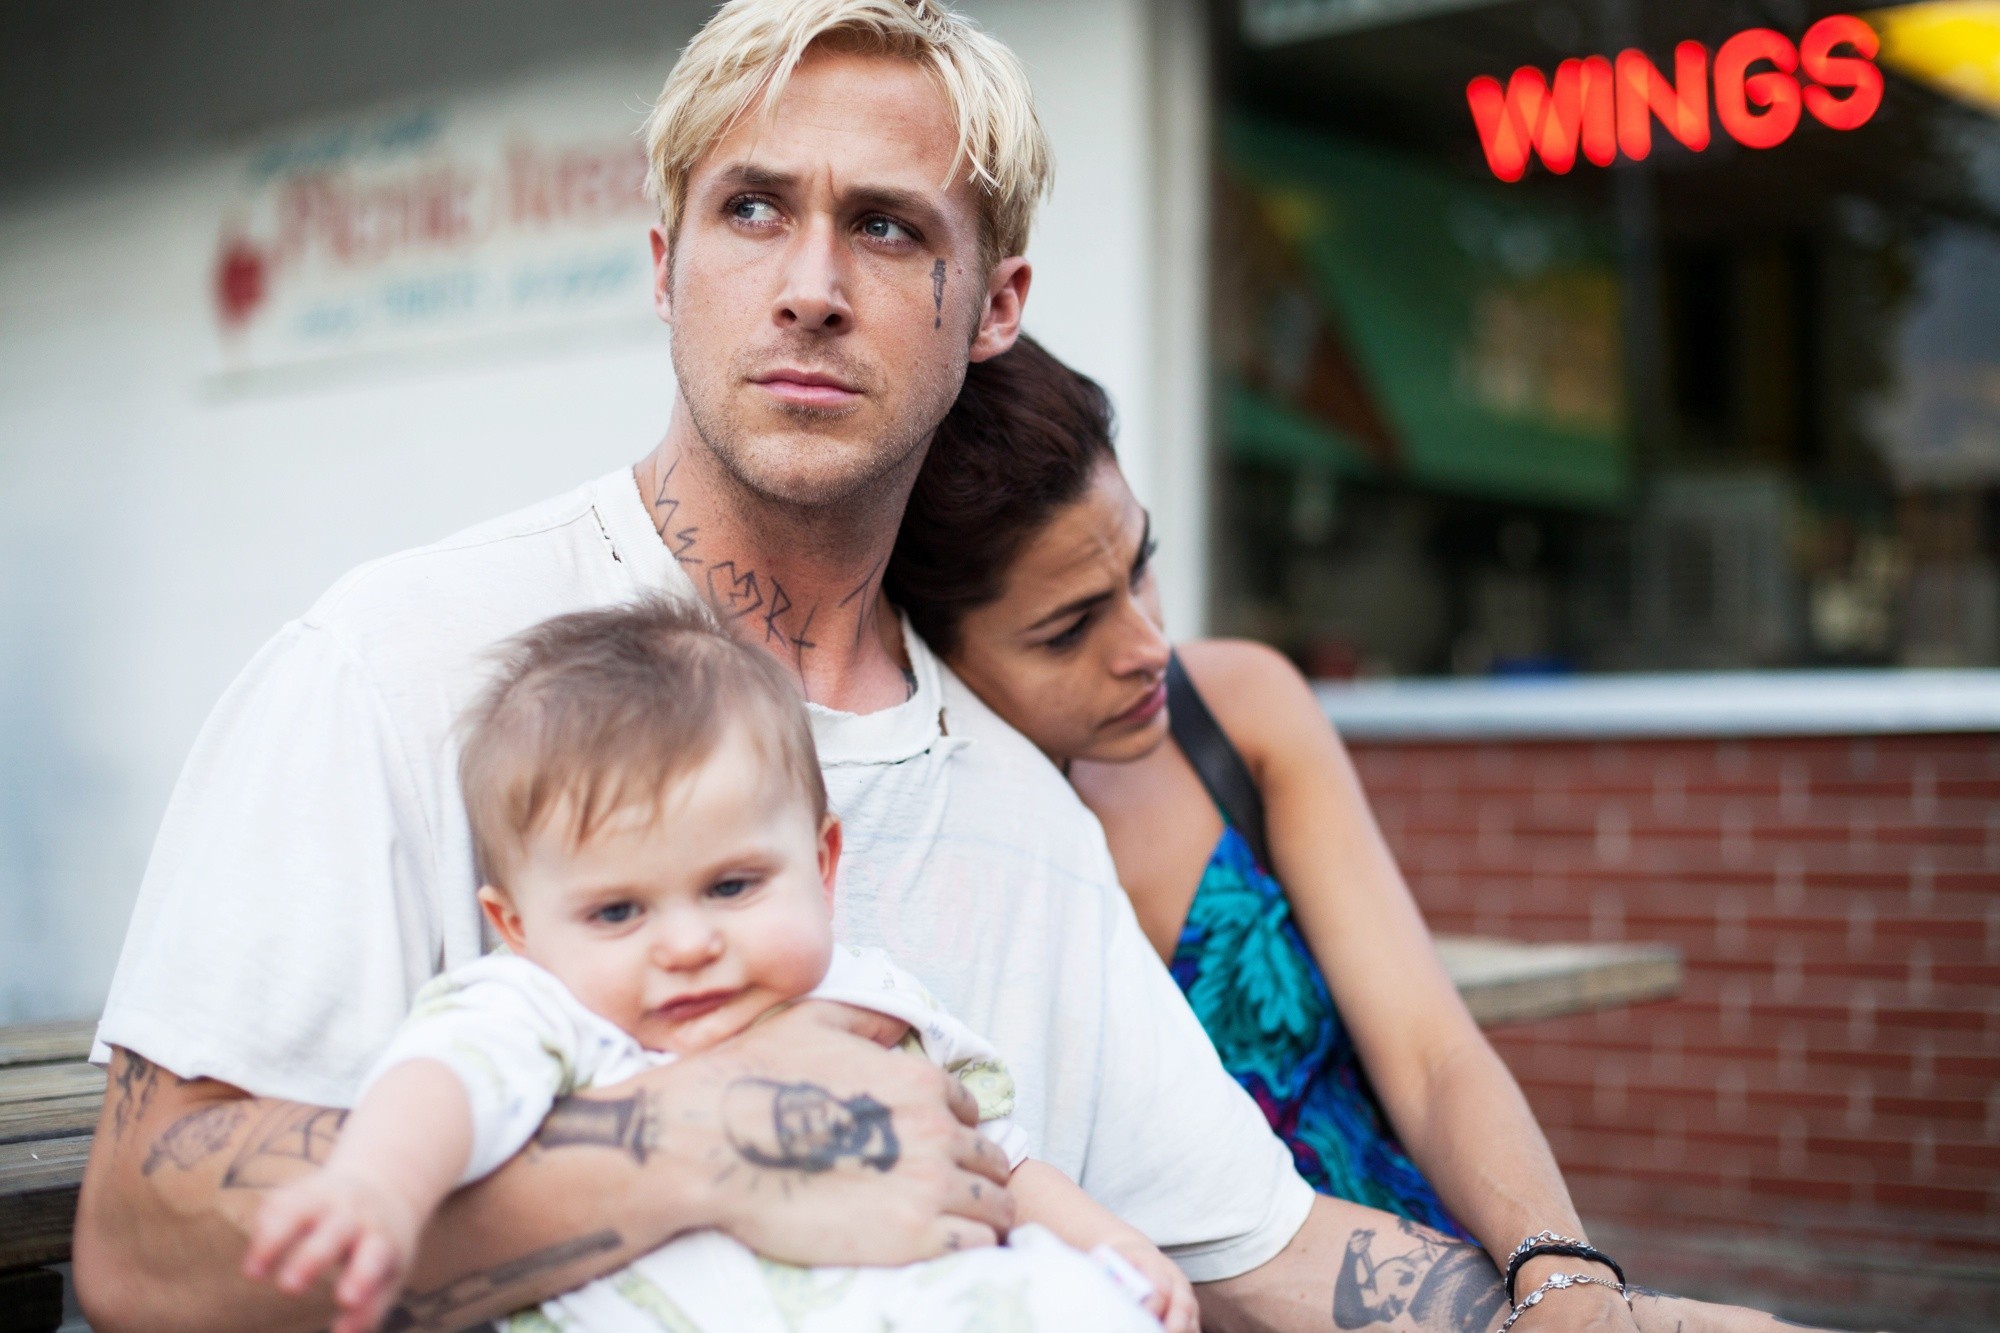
1468;15;1883;181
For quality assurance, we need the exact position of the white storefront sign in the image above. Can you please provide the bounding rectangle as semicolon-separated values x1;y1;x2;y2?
210;68;661;377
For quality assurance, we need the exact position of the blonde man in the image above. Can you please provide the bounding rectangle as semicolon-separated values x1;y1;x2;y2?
73;3;1781;1332
80;4;1201;1329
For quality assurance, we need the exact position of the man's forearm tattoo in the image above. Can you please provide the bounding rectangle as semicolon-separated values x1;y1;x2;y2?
219;1104;347;1190
722;1078;899;1174
1334;1219;1508;1333
142;1101;250;1176
381;1229;623;1333
532;1091;660;1164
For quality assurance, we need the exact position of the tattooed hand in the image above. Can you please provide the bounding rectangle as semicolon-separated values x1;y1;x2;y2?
696;1000;1015;1266
724;1079;901;1172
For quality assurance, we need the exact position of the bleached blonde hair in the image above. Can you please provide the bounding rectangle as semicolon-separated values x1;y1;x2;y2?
643;0;1052;265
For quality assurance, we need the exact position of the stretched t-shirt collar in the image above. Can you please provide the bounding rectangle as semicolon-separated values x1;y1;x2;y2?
590;466;948;769
590;467;695;600
805;616;948;768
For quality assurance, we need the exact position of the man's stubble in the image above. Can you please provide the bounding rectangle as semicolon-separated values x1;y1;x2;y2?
670;319;969;519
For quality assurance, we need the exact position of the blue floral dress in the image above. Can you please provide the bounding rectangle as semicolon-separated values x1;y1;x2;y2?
1170;818;1470;1238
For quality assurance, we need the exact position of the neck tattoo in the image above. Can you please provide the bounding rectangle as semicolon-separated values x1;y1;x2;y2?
643;456;886;696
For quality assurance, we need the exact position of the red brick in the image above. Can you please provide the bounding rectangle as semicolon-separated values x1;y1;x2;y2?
1935;1142;2000;1172
1935;1053;2000;1080
1357;732;2000;1264
1744;1174;1860;1206
1871;1093;1990;1121
1871;1182;1992;1214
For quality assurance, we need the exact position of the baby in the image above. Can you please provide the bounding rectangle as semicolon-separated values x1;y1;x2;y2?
242;596;1198;1333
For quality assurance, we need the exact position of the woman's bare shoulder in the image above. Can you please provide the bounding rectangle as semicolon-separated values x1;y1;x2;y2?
1174;639;1335;771
1175;637;1299;686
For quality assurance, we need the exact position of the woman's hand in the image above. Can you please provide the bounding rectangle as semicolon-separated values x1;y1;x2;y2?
1506;1258;1640;1333
1510;1283;1639;1333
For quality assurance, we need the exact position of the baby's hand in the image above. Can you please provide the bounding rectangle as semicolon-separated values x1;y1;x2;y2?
1098;1235;1199;1333
795;998;913;1049
243;1167;422;1333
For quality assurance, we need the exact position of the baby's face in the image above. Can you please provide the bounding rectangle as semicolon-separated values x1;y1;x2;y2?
482;722;836;1056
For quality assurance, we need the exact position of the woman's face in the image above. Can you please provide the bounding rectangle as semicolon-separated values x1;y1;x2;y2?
948;459;1172;766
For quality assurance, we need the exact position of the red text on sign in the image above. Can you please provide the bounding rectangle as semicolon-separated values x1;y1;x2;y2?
1467;14;1882;182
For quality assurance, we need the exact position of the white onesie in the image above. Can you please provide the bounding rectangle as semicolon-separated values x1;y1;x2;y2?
363;945;1159;1333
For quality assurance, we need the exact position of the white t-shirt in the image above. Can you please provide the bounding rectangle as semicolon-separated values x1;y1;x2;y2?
94;469;1313;1281
368;945;1032;1186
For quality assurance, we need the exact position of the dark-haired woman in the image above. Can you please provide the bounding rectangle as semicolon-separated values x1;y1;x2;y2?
889;337;1822;1333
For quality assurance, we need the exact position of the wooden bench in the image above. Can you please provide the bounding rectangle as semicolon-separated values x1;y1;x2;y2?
0;1019;98;1331
1435;935;1682;1027
0;937;1680;1329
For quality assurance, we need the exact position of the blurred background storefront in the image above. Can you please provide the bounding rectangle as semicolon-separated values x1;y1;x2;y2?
1;0;1996;1328
1215;0;2000;680
1210;3;2000;1328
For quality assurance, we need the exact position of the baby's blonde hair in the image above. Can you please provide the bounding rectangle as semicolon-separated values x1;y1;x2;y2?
643;0;1052;265
460;596;826;889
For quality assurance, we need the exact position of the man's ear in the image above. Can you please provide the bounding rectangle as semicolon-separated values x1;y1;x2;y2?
817;813;843;911
649;223;675;325
968;257;1031;364
476;885;530;955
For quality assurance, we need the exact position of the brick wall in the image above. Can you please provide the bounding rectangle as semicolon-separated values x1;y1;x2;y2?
1349;732;2000;1333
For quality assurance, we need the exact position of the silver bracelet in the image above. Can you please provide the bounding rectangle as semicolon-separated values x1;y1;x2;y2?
1508;1230;1586;1264
1504;1230;1626;1305
1498;1272;1631;1333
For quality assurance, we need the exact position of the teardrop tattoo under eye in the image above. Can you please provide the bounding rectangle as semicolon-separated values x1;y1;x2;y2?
932;259;946;329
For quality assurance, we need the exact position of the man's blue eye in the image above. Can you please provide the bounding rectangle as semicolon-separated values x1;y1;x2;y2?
730;198;779;223
860;216;912;243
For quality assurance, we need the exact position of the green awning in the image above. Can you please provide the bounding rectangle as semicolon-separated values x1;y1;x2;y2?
1223;117;1633;509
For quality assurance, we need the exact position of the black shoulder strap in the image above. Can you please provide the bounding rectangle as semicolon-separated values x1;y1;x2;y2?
1166;651;1273;870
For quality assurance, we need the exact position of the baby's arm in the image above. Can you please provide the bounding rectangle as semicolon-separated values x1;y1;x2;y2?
242;1060;471;1333
810;952;1186;1317
1010;1159;1198;1333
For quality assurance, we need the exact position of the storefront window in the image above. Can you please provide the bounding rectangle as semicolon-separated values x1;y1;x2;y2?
1212;0;2000;677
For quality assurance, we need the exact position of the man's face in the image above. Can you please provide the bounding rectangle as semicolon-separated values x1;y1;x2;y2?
656;48;1026;509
